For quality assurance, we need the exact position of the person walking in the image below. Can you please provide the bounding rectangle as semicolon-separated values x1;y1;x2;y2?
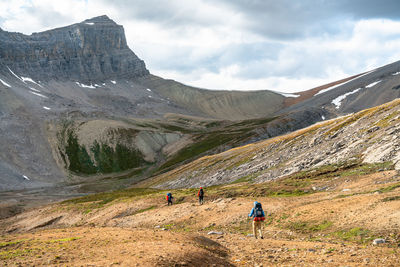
248;201;265;239
197;187;204;205
166;193;173;206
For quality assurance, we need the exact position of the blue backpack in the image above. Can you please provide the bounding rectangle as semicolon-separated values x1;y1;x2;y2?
255;202;264;217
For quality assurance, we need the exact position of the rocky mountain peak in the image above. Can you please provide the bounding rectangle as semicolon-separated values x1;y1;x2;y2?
81;15;115;24
0;15;149;81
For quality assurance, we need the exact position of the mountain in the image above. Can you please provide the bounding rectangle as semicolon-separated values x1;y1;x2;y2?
1;15;400;193
0;15;149;81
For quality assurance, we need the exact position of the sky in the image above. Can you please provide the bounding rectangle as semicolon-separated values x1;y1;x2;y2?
1;0;400;93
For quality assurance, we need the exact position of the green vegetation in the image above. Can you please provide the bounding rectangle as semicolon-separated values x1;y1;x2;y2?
46;237;81;243
336;181;400;199
339;161;393;177
325;109;373;136
374;111;400;128
376;183;400;193
286;220;333;233
332;227;375;243
382;196;400;202
157;123;194;133
156;115;277;173
230;117;277;127
0;239;27;248
230;174;256;184
62;187;159;207
211;161;394;199
65;129;97;174
63;129;145;175
158;131;252;172
0;237;81;260
0;248;35;260
90;141;145;173
132;206;156;215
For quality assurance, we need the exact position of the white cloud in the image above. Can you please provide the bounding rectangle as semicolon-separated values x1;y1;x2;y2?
1;1;400;92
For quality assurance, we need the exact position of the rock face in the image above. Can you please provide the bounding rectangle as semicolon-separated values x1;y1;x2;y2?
0;15;149;81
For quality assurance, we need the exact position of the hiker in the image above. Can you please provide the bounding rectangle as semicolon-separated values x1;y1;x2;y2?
197;187;204;205
248;201;265;239
166;193;173;206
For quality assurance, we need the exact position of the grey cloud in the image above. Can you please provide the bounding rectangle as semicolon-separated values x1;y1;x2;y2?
212;0;400;39
141;41;283;76
98;0;223;27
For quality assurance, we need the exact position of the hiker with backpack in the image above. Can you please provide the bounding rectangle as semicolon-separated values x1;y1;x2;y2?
166;193;173;206
248;201;265;239
197;187;204;205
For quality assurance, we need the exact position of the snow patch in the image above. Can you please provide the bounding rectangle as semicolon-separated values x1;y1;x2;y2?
94;84;100;87
7;67;22;81
365;80;381;88
392;72;400;76
30;91;48;98
0;78;11;87
321;115;325;120
22;175;30;180
75;82;96;89
29;87;40;92
280;92;300;98
111;80;116;84
43;106;51;110
21;76;42;87
102;83;106;86
315;70;375;96
331;88;362;109
85;22;95;25
148;95;152;98
146;88;152;92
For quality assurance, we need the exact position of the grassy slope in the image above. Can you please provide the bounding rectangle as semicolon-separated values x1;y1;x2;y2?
140;98;400;188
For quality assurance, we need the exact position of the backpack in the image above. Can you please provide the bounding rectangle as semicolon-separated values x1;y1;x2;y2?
254;202;264;217
167;193;172;201
199;189;204;197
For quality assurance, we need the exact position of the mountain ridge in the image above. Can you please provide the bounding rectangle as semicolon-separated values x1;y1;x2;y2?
0;15;149;81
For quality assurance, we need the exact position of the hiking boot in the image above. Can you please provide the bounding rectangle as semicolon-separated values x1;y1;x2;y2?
260;236;264;239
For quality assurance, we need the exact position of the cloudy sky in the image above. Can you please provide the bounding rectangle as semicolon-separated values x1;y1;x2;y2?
1;0;400;92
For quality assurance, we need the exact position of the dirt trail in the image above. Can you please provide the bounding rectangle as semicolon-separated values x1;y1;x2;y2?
2;171;400;266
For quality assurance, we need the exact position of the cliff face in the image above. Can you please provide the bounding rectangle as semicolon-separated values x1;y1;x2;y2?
0;15;149;81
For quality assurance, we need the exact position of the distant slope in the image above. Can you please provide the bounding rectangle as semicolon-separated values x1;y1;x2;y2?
281;60;400;116
140;98;400;189
135;75;285;120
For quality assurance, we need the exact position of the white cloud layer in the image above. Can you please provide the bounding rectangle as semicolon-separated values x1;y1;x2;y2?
1;0;400;92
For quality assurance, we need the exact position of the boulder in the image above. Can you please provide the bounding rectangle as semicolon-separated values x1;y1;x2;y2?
372;238;386;245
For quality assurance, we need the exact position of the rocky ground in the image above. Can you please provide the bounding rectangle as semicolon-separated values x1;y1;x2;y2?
1;167;400;266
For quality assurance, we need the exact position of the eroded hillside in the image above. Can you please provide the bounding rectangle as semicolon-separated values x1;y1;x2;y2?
142;98;400;189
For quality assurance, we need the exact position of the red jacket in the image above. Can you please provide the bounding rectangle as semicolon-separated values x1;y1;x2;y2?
197;189;204;197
